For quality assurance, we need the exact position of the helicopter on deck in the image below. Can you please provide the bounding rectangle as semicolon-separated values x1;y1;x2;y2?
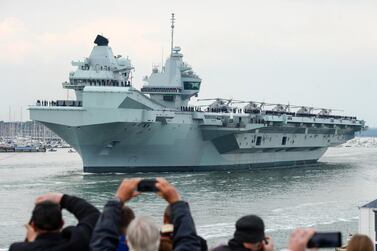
197;98;234;112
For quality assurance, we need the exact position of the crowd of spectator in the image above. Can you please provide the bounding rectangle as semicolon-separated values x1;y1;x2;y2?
9;178;374;251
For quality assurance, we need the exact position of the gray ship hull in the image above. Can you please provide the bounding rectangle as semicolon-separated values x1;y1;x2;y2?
83;160;320;173
43;119;327;173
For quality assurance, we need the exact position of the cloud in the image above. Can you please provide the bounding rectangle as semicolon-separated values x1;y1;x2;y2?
0;16;163;66
0;17;33;64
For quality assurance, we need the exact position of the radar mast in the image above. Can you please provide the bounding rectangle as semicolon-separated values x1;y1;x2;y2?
170;13;175;54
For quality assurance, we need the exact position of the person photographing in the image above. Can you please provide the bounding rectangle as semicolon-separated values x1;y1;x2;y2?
212;215;274;251
9;193;100;251
90;178;201;251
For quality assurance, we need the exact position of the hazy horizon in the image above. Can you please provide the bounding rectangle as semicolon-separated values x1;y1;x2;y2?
1;0;376;126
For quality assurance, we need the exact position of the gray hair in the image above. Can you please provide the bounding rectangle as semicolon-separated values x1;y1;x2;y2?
126;216;160;251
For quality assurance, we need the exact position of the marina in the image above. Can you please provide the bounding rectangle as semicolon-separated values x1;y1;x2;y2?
0;136;68;153
0;145;46;152
0;121;68;152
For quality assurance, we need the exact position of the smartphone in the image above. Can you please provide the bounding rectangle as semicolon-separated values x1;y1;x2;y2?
137;179;158;192
307;232;342;248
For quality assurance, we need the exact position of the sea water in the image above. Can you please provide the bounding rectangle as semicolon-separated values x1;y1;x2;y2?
1;144;377;250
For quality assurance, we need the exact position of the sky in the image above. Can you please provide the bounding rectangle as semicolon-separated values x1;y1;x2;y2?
1;0;377;126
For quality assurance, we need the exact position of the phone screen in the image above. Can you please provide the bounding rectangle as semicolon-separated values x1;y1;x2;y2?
307;232;342;248
137;179;158;192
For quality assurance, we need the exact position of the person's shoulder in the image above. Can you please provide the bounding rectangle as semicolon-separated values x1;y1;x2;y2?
62;225;75;237
9;241;32;251
211;244;231;251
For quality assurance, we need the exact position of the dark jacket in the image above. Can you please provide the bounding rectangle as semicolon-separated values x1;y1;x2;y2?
211;239;250;251
159;231;207;251
9;195;100;251
90;200;201;251
198;236;208;251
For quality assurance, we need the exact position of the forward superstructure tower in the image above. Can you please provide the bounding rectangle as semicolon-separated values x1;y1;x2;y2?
141;14;201;109
63;35;133;101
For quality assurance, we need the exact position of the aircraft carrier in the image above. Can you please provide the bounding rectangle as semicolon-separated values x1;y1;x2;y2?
29;15;365;172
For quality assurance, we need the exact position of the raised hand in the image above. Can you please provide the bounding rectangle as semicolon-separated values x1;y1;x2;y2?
35;193;63;205
24;223;37;242
116;178;141;203
288;228;315;251
155;178;181;204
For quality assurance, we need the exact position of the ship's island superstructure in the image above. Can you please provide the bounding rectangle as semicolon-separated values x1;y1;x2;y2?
30;15;365;172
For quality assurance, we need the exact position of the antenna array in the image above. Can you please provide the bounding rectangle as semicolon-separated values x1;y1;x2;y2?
170;13;175;54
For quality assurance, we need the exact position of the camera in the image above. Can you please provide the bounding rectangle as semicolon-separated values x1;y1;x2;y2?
137;179;158;192
307;232;342;248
